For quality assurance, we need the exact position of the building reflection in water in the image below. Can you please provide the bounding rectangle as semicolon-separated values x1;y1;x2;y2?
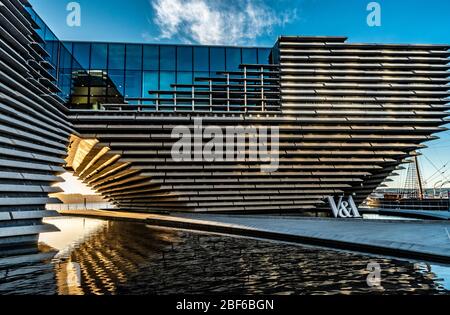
0;217;449;295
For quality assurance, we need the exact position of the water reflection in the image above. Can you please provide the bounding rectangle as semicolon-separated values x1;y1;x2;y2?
0;217;449;295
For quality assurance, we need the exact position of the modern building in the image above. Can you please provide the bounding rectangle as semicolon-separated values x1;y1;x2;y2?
1;0;449;250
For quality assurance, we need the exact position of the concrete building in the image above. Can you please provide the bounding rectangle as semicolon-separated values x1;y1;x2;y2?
0;0;449;249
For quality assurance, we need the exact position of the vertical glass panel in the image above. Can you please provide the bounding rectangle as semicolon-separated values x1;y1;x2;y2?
126;44;142;70
160;71;175;90
210;47;225;72
160;46;176;71
226;48;241;71
125;70;142;98
72;43;91;69
108;44;125;70
177;46;193;71
258;48;271;64
59;46;72;69
194;47;209;71
90;43;107;69
108;70;125;94
143;45;159;70
142;71;159;97
242;48;258;64
177;71;192;85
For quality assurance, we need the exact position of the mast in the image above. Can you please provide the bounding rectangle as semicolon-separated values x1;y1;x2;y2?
414;155;424;200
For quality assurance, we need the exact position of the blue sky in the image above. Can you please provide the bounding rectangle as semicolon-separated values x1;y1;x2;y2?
29;0;450;188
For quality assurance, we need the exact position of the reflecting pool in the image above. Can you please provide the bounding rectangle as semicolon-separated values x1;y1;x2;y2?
0;216;449;295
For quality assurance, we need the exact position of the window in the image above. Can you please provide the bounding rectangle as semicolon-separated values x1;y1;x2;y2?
125;70;142;98
72;43;90;69
126;44;142;70
142;71;159;97
242;48;257;64
143;45;159;70
91;44;107;69
226;48;241;71
160;46;176;71
194;47;209;71
108;44;125;70
258;48;271;64
108;70;125;94
210;47;225;72
177;46;193;71
160;71;175;90
177;72;192;85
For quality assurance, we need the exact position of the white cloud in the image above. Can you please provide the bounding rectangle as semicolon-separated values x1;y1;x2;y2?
148;0;297;45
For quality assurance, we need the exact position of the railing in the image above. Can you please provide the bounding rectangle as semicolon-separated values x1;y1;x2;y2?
100;64;281;113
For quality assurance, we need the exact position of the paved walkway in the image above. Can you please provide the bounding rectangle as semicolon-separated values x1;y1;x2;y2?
59;210;450;264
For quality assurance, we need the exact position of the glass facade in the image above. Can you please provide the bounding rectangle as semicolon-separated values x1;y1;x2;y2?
66;42;273;107
24;5;274;108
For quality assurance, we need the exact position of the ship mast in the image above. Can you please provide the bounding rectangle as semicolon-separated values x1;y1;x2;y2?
414;155;424;200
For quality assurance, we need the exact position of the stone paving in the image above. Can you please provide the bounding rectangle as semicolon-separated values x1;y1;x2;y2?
59;210;450;264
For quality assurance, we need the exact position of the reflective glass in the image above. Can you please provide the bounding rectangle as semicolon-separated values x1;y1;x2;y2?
242;48;257;64
177;46;193;71
72;43;91;69
108;44;125;69
91;43;107;69
160;71;176;90
108;70;125;94
258;48;271;64
125;70;142;98
194;47;209;71
210;47;225;72
177;72;192;85
142;71;159;97
126;44;142;70
143;45;159;70
226;48;241;71
160;46;176;71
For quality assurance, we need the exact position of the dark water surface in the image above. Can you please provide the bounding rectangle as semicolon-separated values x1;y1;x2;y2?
0;217;449;295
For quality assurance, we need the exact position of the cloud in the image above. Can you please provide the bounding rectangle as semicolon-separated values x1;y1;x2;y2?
148;0;297;45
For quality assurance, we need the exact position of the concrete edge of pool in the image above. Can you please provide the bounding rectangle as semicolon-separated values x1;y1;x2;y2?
57;209;450;265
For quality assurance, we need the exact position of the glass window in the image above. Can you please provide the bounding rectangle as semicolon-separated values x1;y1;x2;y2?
160;46;176;71
142;71;159;97
108;44;125;70
125;71;142;98
126;44;142;70
90;43;107;69
242;48;257;64
143;45;159;70
108;70;124;94
177;46;193;71
177;72;192;85
160;71;175;90
210;47;225;72
59;46;72;69
226;48;241;71
258;48;271;64
72;43;90;70
194;47;209;71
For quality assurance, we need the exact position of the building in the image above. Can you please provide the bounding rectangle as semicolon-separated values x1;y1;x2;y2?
1;0;449;250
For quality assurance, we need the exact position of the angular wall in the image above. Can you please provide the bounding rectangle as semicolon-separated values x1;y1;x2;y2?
0;0;74;251
70;36;449;213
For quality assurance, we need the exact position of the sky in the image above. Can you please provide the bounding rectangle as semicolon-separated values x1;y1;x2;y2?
29;0;450;189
